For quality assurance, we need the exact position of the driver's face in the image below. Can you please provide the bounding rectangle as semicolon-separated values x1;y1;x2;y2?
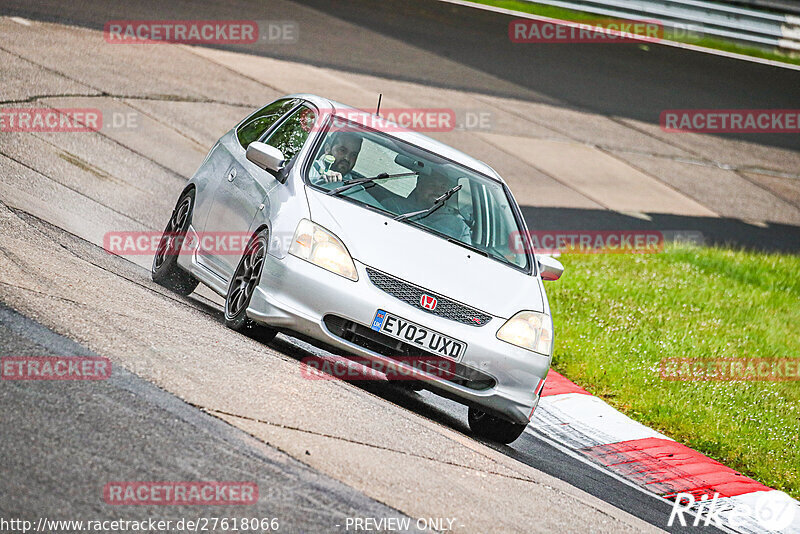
326;137;361;175
415;177;446;204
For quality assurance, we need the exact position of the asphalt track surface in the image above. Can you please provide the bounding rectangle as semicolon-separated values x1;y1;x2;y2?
0;219;718;534
0;0;796;532
0;302;420;532
3;0;799;149
3;0;800;251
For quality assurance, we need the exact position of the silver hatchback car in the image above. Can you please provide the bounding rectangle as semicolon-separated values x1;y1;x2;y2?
152;94;564;444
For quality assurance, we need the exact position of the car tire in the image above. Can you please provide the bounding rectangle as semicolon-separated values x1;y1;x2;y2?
151;190;199;296
224;229;278;342
468;406;527;444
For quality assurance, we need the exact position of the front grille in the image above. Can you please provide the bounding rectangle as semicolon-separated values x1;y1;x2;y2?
366;267;492;327
323;315;496;391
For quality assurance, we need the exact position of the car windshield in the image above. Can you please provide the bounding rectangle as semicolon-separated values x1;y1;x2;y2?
305;117;530;271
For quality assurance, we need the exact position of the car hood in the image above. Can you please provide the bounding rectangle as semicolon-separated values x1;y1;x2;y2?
305;187;544;319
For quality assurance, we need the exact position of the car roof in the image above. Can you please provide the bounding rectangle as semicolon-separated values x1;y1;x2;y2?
286;93;505;184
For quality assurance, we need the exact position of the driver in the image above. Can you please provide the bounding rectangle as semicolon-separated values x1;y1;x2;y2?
390;170;471;242
311;131;363;184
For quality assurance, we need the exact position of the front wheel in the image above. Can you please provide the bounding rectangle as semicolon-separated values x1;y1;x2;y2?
224;230;278;342
468;406;527;444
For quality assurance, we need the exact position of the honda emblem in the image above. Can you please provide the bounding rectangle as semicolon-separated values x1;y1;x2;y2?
420;294;438;311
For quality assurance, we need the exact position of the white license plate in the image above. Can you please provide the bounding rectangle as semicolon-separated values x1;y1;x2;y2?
371;310;466;360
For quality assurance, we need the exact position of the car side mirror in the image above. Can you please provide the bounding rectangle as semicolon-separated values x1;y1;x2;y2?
246;142;285;175
537;255;564;281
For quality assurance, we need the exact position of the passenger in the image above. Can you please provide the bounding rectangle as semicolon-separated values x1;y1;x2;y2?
389;170;471;242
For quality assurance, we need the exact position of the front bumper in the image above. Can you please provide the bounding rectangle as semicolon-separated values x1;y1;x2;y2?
246;252;550;424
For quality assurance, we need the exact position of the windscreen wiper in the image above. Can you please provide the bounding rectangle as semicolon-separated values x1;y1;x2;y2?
327;171;418;196
394;184;462;222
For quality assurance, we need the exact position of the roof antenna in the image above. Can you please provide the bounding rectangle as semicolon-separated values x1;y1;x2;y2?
376;93;382;117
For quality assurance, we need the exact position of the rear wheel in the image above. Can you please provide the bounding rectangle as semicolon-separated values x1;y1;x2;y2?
224;230;278;342
151;190;199;295
468;406;527;444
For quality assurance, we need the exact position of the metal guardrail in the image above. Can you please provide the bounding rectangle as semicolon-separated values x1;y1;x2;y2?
721;0;800;16
522;0;800;50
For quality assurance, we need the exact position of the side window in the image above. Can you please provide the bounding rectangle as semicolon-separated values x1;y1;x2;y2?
236;99;298;148
262;106;317;162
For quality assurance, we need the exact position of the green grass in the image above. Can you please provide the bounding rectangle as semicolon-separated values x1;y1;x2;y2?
466;0;800;66
547;245;800;498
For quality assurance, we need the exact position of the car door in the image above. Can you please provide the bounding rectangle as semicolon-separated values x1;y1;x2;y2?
198;99;299;277
201;103;318;279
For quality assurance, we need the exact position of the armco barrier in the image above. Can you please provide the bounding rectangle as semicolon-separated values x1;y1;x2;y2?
520;0;800;51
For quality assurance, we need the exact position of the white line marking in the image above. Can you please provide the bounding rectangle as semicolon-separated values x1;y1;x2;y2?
10;16;32;26
435;0;800;71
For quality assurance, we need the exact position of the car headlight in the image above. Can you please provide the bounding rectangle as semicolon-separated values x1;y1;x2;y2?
288;219;358;281
496;311;553;356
